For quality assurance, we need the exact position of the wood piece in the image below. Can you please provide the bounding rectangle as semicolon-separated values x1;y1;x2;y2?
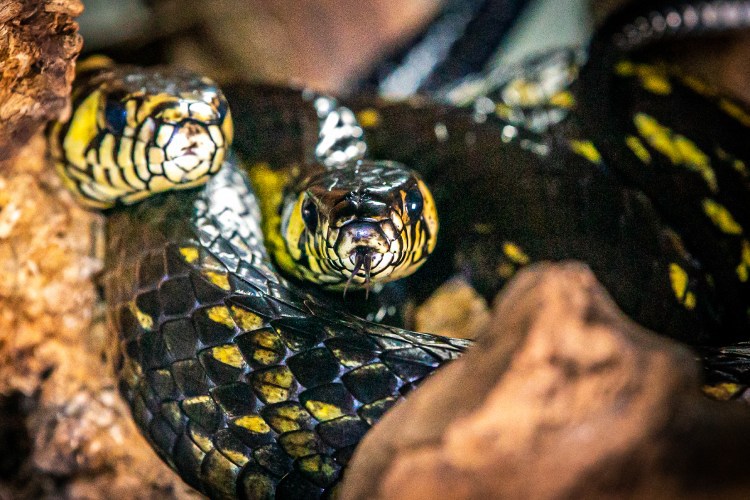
341;262;750;499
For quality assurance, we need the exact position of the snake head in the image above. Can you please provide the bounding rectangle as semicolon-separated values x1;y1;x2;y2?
51;61;233;208
280;160;439;293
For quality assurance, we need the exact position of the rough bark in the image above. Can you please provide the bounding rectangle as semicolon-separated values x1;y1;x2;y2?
341;262;750;500
0;0;83;160
0;2;193;497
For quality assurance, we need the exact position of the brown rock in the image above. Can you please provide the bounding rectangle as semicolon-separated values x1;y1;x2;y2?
341;262;750;499
0;0;83;160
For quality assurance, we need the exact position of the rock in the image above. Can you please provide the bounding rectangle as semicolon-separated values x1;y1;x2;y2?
341;262;750;499
0;0;83;160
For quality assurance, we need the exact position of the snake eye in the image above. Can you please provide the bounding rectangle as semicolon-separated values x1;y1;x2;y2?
404;186;424;220
104;96;128;135
301;197;318;232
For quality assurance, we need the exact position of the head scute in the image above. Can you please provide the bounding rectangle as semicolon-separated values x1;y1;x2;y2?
50;60;233;209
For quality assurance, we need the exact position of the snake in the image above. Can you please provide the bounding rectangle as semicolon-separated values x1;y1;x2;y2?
48;0;750;498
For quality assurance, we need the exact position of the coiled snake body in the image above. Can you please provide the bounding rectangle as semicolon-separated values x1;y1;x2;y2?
51;1;750;498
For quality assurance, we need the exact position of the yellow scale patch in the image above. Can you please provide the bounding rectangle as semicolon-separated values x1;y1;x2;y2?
634;113;718;192
211;344;246;368
130;302;154;330
357;108;381;128
716;147;749;178
615;60;672;95
202;271;231;290
736;240;750;283
207;305;236;329
298;455;337;477
246;162;298;274
625;135;651;164
234;414;271;434
250;330;284;365
180;246;200;263
669;263;697;310
548;91;575;109
253;366;294;404
702;198;743;235
304;400;344;422
230;305;264;331
569;140;602;164
266;405;309;433
702;382;743;401
720;98;750;127
503;242;530;265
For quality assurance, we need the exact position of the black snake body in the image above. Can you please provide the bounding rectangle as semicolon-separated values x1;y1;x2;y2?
94;1;750;498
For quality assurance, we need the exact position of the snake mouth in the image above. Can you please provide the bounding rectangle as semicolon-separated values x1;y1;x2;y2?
335;221;392;297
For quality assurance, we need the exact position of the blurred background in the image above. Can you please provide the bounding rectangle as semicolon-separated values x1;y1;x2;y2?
76;0;595;94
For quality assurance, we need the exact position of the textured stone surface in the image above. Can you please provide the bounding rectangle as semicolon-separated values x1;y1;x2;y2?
0;0;83;160
341;263;750;499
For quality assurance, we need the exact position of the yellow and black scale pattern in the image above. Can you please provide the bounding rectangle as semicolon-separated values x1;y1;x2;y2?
105;163;468;498
49;57;232;208
98;4;750;499
107;58;750;499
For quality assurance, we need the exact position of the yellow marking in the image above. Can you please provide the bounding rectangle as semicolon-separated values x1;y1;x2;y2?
207;306;236;329
203;270;231;290
62;90;101;171
75;54;115;73
720;99;750;127
702;382;742;401
357;108;381;128
569;140;602;164
494;102;512;120
189;422;214;453
218;448;250;467
234;415;271;434
304;400;344;422
257;366;294;388
266;405;309;433
736;240;750;282
503;242;530;265
419;179;439;255
211;345;245;368
253;349;279;365
180;246;200;263
634;113;717;192
131;303;154;330
673;136;716;192
702;198;743;235
640;72;671;95
246;162;298;274
298;455;336;477
230;306;264;331
625;135;651;163
680;75;716;97
614;60;635;76
98;134;118;169
221;108;234;148
616;61;671;95
283;195;306;261
280;431;318;458
669;263;696;310
548;91;575;109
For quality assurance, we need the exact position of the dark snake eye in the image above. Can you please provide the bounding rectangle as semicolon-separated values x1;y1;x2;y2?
301;197;318;232
404;186;423;220
104;96;128;135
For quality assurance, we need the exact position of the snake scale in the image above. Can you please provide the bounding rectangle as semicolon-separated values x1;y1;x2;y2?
51;1;750;498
